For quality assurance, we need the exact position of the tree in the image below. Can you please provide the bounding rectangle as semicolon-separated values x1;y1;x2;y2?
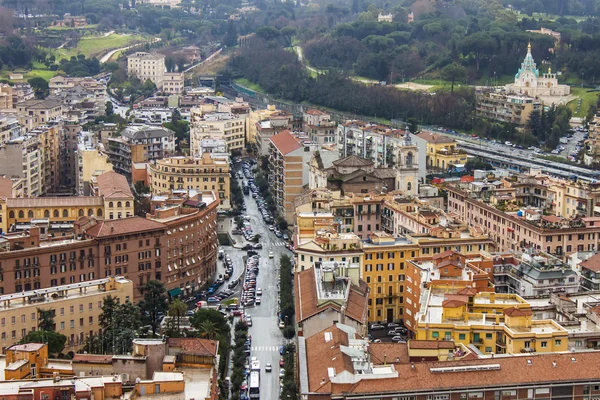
176;57;186;73
37;308;55;331
22;330;66;355
461;33;496;71
99;296;141;354
105;101;114;116
441;63;466;94
190;308;229;338
139;280;168;336
282;325;295;339
199;320;219;339
28;77;48;99
165;56;176;72
168;299;188;333
224;20;238;48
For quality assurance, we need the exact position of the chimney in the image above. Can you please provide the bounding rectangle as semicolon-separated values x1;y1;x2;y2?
340;304;346;325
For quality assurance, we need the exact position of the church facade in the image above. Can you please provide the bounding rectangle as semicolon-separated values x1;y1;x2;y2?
505;43;570;98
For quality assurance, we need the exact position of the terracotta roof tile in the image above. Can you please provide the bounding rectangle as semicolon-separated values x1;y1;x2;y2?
305;325;354;392
415;131;456;144
580;253;600;272
408;340;455;350
168;338;218;357
72;354;113;364
96;171;133;199
432;250;456;260
442;299;467;308
456;287;479;296
369;343;409;365
84;216;165;238
503;307;532;317
269;130;302;155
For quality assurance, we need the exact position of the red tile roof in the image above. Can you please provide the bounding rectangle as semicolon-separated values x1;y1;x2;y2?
84;217;166;238
442;299;467;308
432;250;455;260
269;130;302;155
168;338;218;357
96;171;133;199
408;340;455;350
416;131;456;144
503;307;532;317
457;287;479;296
580;253;600;272
306;109;328;115
72;354;113;364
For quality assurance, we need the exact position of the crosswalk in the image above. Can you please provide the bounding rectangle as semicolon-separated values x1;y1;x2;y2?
251;346;280;352
263;241;288;247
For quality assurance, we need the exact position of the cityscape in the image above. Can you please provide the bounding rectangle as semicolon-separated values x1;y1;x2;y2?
0;0;600;399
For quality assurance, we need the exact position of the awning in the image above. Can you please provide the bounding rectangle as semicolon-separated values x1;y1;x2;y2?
168;288;182;297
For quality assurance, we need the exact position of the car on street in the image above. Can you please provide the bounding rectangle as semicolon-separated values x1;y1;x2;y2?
387;330;400;336
279;358;285;367
269;252;274;258
207;297;219;303
387;323;400;328
279;320;285;328
255;297;261;305
253;243;263;249
265;363;272;372
256;288;262;296
370;324;385;330
279;346;285;355
391;336;406;343
279;368;285;378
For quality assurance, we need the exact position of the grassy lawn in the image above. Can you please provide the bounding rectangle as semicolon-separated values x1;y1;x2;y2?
0;67;57;82
234;78;264;93
53;33;146;60
568;87;599;118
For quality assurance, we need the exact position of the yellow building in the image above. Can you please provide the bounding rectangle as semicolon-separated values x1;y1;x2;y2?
148;153;231;209
415;131;467;171
415;290;569;355
90;171;135;220
247;104;278;144
77;148;113;196
16;99;63;131
4;343;49;380
361;231;420;323
0;277;133;352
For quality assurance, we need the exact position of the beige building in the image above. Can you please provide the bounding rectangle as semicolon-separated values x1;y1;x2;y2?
0;276;133;351
0;84;13;110
90;171;135;220
269;130;310;224
127;52;166;88
246;104;278;144
148;153;231;208
190;111;245;153
16;99;63;132
76;147;113;196
162;73;184;94
476;90;541;126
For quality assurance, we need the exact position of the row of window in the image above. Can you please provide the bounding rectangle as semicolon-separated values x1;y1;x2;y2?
9;208;103;219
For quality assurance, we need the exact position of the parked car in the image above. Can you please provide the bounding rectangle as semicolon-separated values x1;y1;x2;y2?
387;323;400;328
370;324;385;330
279;358;285;367
278;320;285;328
391;336;406;343
253;243;263;249
269;252;274;258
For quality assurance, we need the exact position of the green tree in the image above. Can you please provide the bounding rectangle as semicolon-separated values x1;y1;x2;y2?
37;308;55;331
441;63;466;94
105;101;114;116
99;296;141;354
224;20;238;47
139;280;168;336
22;330;66;355
165;56;176;72
168;299;188;333
28;76;48;98
198;320;219;339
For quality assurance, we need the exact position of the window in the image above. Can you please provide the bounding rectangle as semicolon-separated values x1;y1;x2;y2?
555;339;562;346
432;331;439;338
459;334;466;340
62;209;68;217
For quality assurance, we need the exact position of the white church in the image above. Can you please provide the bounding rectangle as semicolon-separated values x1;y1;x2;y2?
505;42;570;98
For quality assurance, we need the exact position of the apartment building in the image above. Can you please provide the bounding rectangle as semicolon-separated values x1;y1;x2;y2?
269;130;311;224
49;76;106;98
16;99;63;132
0;170;132;234
148;153;231;208
404;251;495;332
255;111;294;156
75;131;113;196
127;52;166;87
446;184;600;259
190;111;245;153
476;90;541;126
414;130;467;171
162;72;185;94
295;261;368;338
303;109;336;144
246;104;279;144
299;323;600;400
0;124;61;197
0;83;13;109
0;276;132;350
492;250;579;296
107;125;176;176
0;194;218;301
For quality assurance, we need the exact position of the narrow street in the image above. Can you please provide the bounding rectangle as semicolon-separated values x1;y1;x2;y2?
219;164;292;400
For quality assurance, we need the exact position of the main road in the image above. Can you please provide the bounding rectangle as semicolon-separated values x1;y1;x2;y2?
224;164;292;400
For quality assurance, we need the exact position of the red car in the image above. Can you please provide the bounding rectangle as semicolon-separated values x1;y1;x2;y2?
232;310;244;316
279;358;285;367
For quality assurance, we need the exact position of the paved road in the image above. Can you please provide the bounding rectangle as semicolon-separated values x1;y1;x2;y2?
220;163;292;400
